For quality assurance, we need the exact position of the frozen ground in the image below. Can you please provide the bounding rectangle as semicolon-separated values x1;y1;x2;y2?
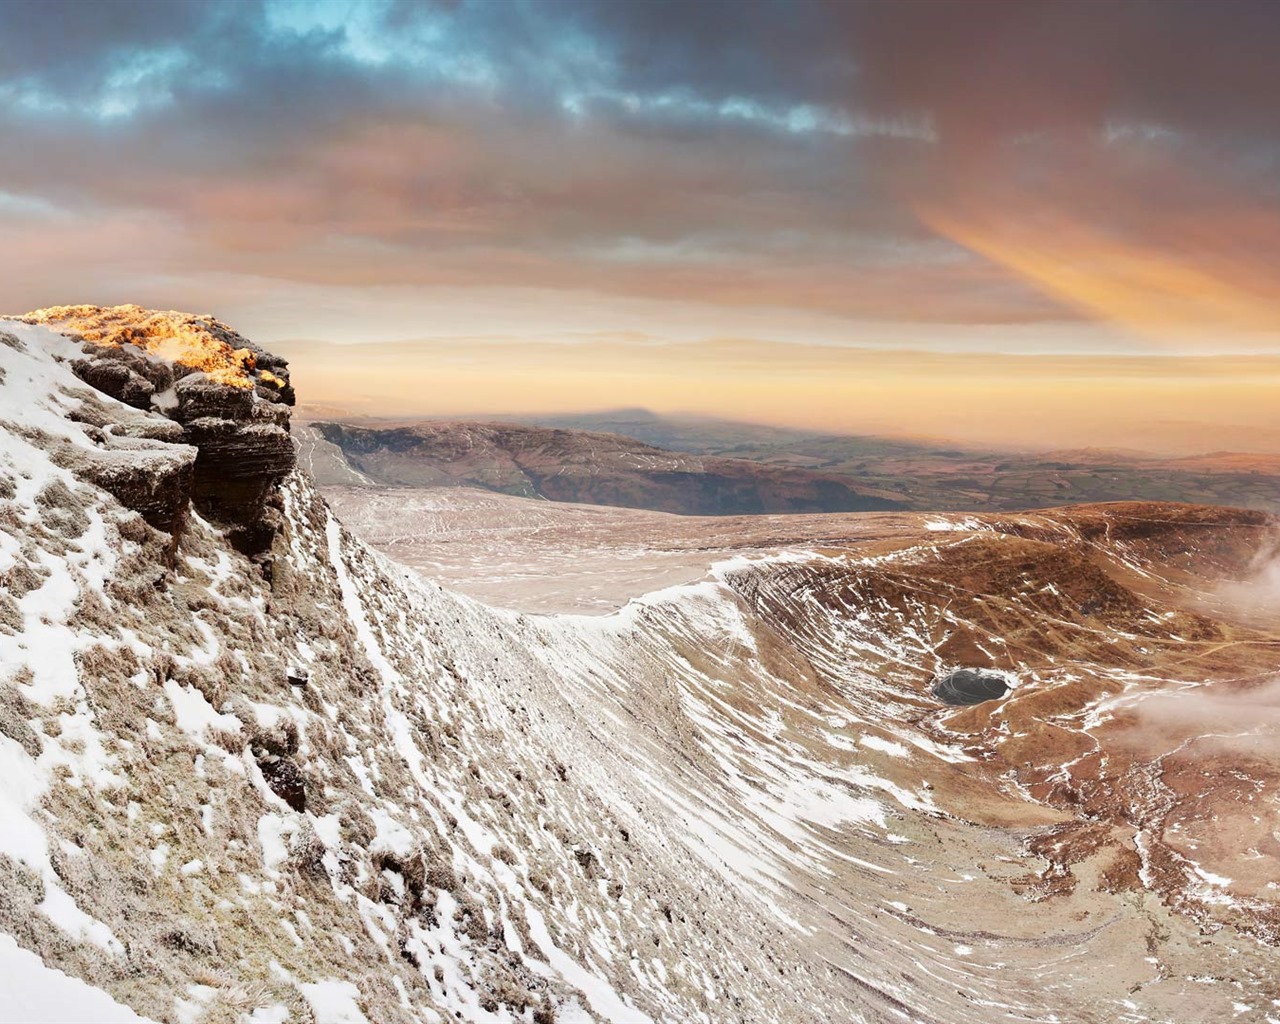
0;934;155;1023
322;485;923;614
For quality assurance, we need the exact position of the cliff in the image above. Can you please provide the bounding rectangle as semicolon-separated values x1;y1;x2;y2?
18;305;296;556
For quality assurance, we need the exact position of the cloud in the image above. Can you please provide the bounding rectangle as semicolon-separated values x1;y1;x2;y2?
1124;678;1280;762
1217;537;1280;621
834;1;1280;340
1;0;1280;345
836;0;1280;150
269;331;1280;453
917;204;1280;343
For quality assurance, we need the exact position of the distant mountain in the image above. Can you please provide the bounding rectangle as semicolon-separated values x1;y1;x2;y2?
310;420;905;514
512;410;1280;512
508;408;829;453
308;412;1280;515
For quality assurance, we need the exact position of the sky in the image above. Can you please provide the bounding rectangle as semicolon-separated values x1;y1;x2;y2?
2;0;1279;450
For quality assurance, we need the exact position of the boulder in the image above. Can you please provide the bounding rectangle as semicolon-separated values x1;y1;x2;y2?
256;752;307;812
70;358;155;410
62;442;196;538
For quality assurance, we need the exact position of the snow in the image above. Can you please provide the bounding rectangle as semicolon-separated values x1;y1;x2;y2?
299;980;369;1024
368;807;417;858
555;1000;595;1024
0;723;124;956
4;316;1276;1023
246;1006;289;1024
38;884;123;954
257;813;297;874
923;516;986;532
163;680;241;740
780;777;886;830
860;734;911;758
311;812;343;849
1192;865;1233;888
0;933;153;1023
12;550;87;705
0;737;53;867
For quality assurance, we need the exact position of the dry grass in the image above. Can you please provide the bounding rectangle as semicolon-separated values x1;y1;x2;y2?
76;645;146;740
68;583;115;632
35;479;90;539
337;801;375;847
0;461;851;1023
0;684;41;757
289;822;329;882
0;589;22;634
1;559;50;599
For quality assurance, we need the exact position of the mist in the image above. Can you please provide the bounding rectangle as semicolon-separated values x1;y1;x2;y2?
1216;536;1280;622
1122;676;1280;763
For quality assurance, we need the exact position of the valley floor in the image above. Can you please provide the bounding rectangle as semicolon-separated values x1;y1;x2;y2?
322;484;940;614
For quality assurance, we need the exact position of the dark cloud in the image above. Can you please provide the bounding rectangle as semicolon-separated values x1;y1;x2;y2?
0;0;233;86
850;0;1280;139
546;0;843;106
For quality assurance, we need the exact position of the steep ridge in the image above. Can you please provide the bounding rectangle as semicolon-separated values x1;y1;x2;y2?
1;312;1278;1023
0;315;846;1022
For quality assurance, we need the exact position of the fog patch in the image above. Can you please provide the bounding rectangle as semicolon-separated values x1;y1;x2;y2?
1123;678;1280;760
1214;535;1280;624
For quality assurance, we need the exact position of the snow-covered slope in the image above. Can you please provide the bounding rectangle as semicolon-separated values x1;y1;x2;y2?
1;313;1278;1024
0;315;877;1022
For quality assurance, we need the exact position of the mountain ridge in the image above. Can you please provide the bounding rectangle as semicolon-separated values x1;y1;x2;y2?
306;413;1280;518
311;420;906;515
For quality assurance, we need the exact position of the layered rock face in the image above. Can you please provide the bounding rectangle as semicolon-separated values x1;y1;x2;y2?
171;375;295;555
19;304;295;555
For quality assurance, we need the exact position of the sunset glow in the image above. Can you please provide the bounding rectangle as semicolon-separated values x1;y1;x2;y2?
918;208;1280;343
26;304;264;387
3;0;1279;449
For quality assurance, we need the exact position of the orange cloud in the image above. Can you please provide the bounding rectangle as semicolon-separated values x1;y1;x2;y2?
918;205;1280;342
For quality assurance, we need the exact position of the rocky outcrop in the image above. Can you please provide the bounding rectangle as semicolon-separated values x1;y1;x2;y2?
21;305;296;556
255;752;307;812
55;389;197;541
172;376;295;556
62;440;197;541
